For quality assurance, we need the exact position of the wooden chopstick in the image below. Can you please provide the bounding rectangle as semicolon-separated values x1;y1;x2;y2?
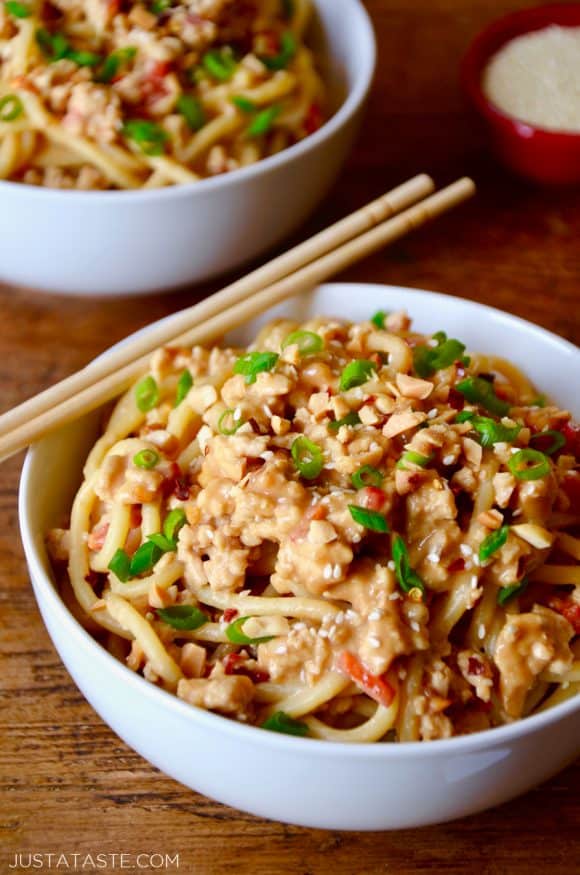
0;173;434;439
0;176;475;463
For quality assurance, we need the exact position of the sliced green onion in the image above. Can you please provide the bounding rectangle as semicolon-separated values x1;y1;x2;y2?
413;332;467;378
479;525;509;563
129;540;162;576
6;1;31;17
157;605;208;630
0;94;23;121
530;394;547;408
95;46;137;83
35;28;69;61
470;416;521;448
148;532;177;553
122;118;168;156
202;46;237;81
176;93;206;131
231;95;255;113
233;351;279;384
348;505;389;533
339;359;376;392
135;375;159;412
247;104;280;137
392;535;425;596
133;448;160;469
163;508;187;542
150;0;171;13
328;411;361;432
508;448;550;481
455;410;475;423
67;49;102;67
261;710;308;736
108;548;131;582
175;369;193;406
218;408;244;435
456;376;510;416
351;465;383;489
281;329;323;356
291;436;324;480
396;450;432;470
260;31;296;70
529;429;566;456
497;576;529;607
370;310;388;330
226;616;275;645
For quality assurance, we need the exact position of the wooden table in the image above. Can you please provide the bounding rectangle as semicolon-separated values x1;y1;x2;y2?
1;1;579;871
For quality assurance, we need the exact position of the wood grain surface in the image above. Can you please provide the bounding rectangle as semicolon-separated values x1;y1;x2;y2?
1;1;579;872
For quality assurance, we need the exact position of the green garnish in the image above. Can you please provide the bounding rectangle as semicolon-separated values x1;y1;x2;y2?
135;375;159;412
35;28;70;61
351;465;383;489
413;331;468;378
6;1;31;17
231;95;255;113
469;416;521;448
108;548;131;582
202;46;237;81
0;94;23;121
281;330;323;356
456;376;510;416
175;369;193;406
122;119;168;156
497;576;529;606
218;408;244;435
133;448;160;469
163;508;187;542
507;448;550;481
247;104;280;137
455;410;475;423
129;540;162;576
348;505;389;533
261;31;296;70
262;710;308;737
339;359;376;392
150;0;171;13
176;94;206;131
233;351;279;384
370;310;388;329
328;411;361;432
529;429;566;456
226;616;275;645
148;532;178;553
291;436;324;480
157;605;208;630
479;525;509;563
396;450;432;470
392;535;425;596
67;50;102;67
95;47;137;83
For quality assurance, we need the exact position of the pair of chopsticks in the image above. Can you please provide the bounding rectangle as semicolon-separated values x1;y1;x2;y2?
0;174;475;464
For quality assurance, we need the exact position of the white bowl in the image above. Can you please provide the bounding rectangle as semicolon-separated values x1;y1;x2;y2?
0;0;375;297
19;283;580;830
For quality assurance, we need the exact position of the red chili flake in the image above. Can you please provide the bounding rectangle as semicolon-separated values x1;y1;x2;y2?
549;597;580;634
84;570;101;587
562;421;580;461
223;608;238;623
362;395;377;406
161;462;190;500
223;652;270;684
304;102;323;135
467;657;485;676
448;387;465;410
360;486;386;511
447;557;465;574
223;652;244;674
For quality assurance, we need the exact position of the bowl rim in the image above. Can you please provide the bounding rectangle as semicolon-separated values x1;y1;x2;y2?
19;282;580;759
0;0;376;204
461;2;580;140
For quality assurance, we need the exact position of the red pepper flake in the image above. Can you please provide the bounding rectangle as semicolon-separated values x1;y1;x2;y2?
161;462;190;500
448;387;465;410
222;608;238;623
84;570;101;587
223;652;270;683
549;597;580;634
467;657;486;676
447;557;465;574
562;421;580;461
360;486;386;511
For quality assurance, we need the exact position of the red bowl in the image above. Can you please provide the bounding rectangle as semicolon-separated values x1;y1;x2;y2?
461;3;580;183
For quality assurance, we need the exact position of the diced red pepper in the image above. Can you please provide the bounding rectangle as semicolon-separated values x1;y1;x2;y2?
360;486;386;511
337;651;395;707
222;608;238;623
448;387;465;410
223;652;270;684
549;597;580;635
447;557;465;574
562;421;580;461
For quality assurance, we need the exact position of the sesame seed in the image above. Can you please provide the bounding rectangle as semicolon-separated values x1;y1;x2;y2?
427;407;438;419
263;404;273;417
460;544;473;557
368;609;382;621
233;407;242;421
323;563;333;580
368;636;381;649
398;667;407;680
443;455;455;466
387;560;395;571
328;624;337;638
410;621;420;632
512;509;522;517
294;622;306;631
471;575;478;588
345;609;359;622
389;591;401;601
318;629;329;638
335;612;345;624
332;564;342;580
427;552;439;564
275;645;287;655
478;623;486;640
473;555;480;566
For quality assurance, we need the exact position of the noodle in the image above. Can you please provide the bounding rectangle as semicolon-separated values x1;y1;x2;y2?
47;311;580;742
